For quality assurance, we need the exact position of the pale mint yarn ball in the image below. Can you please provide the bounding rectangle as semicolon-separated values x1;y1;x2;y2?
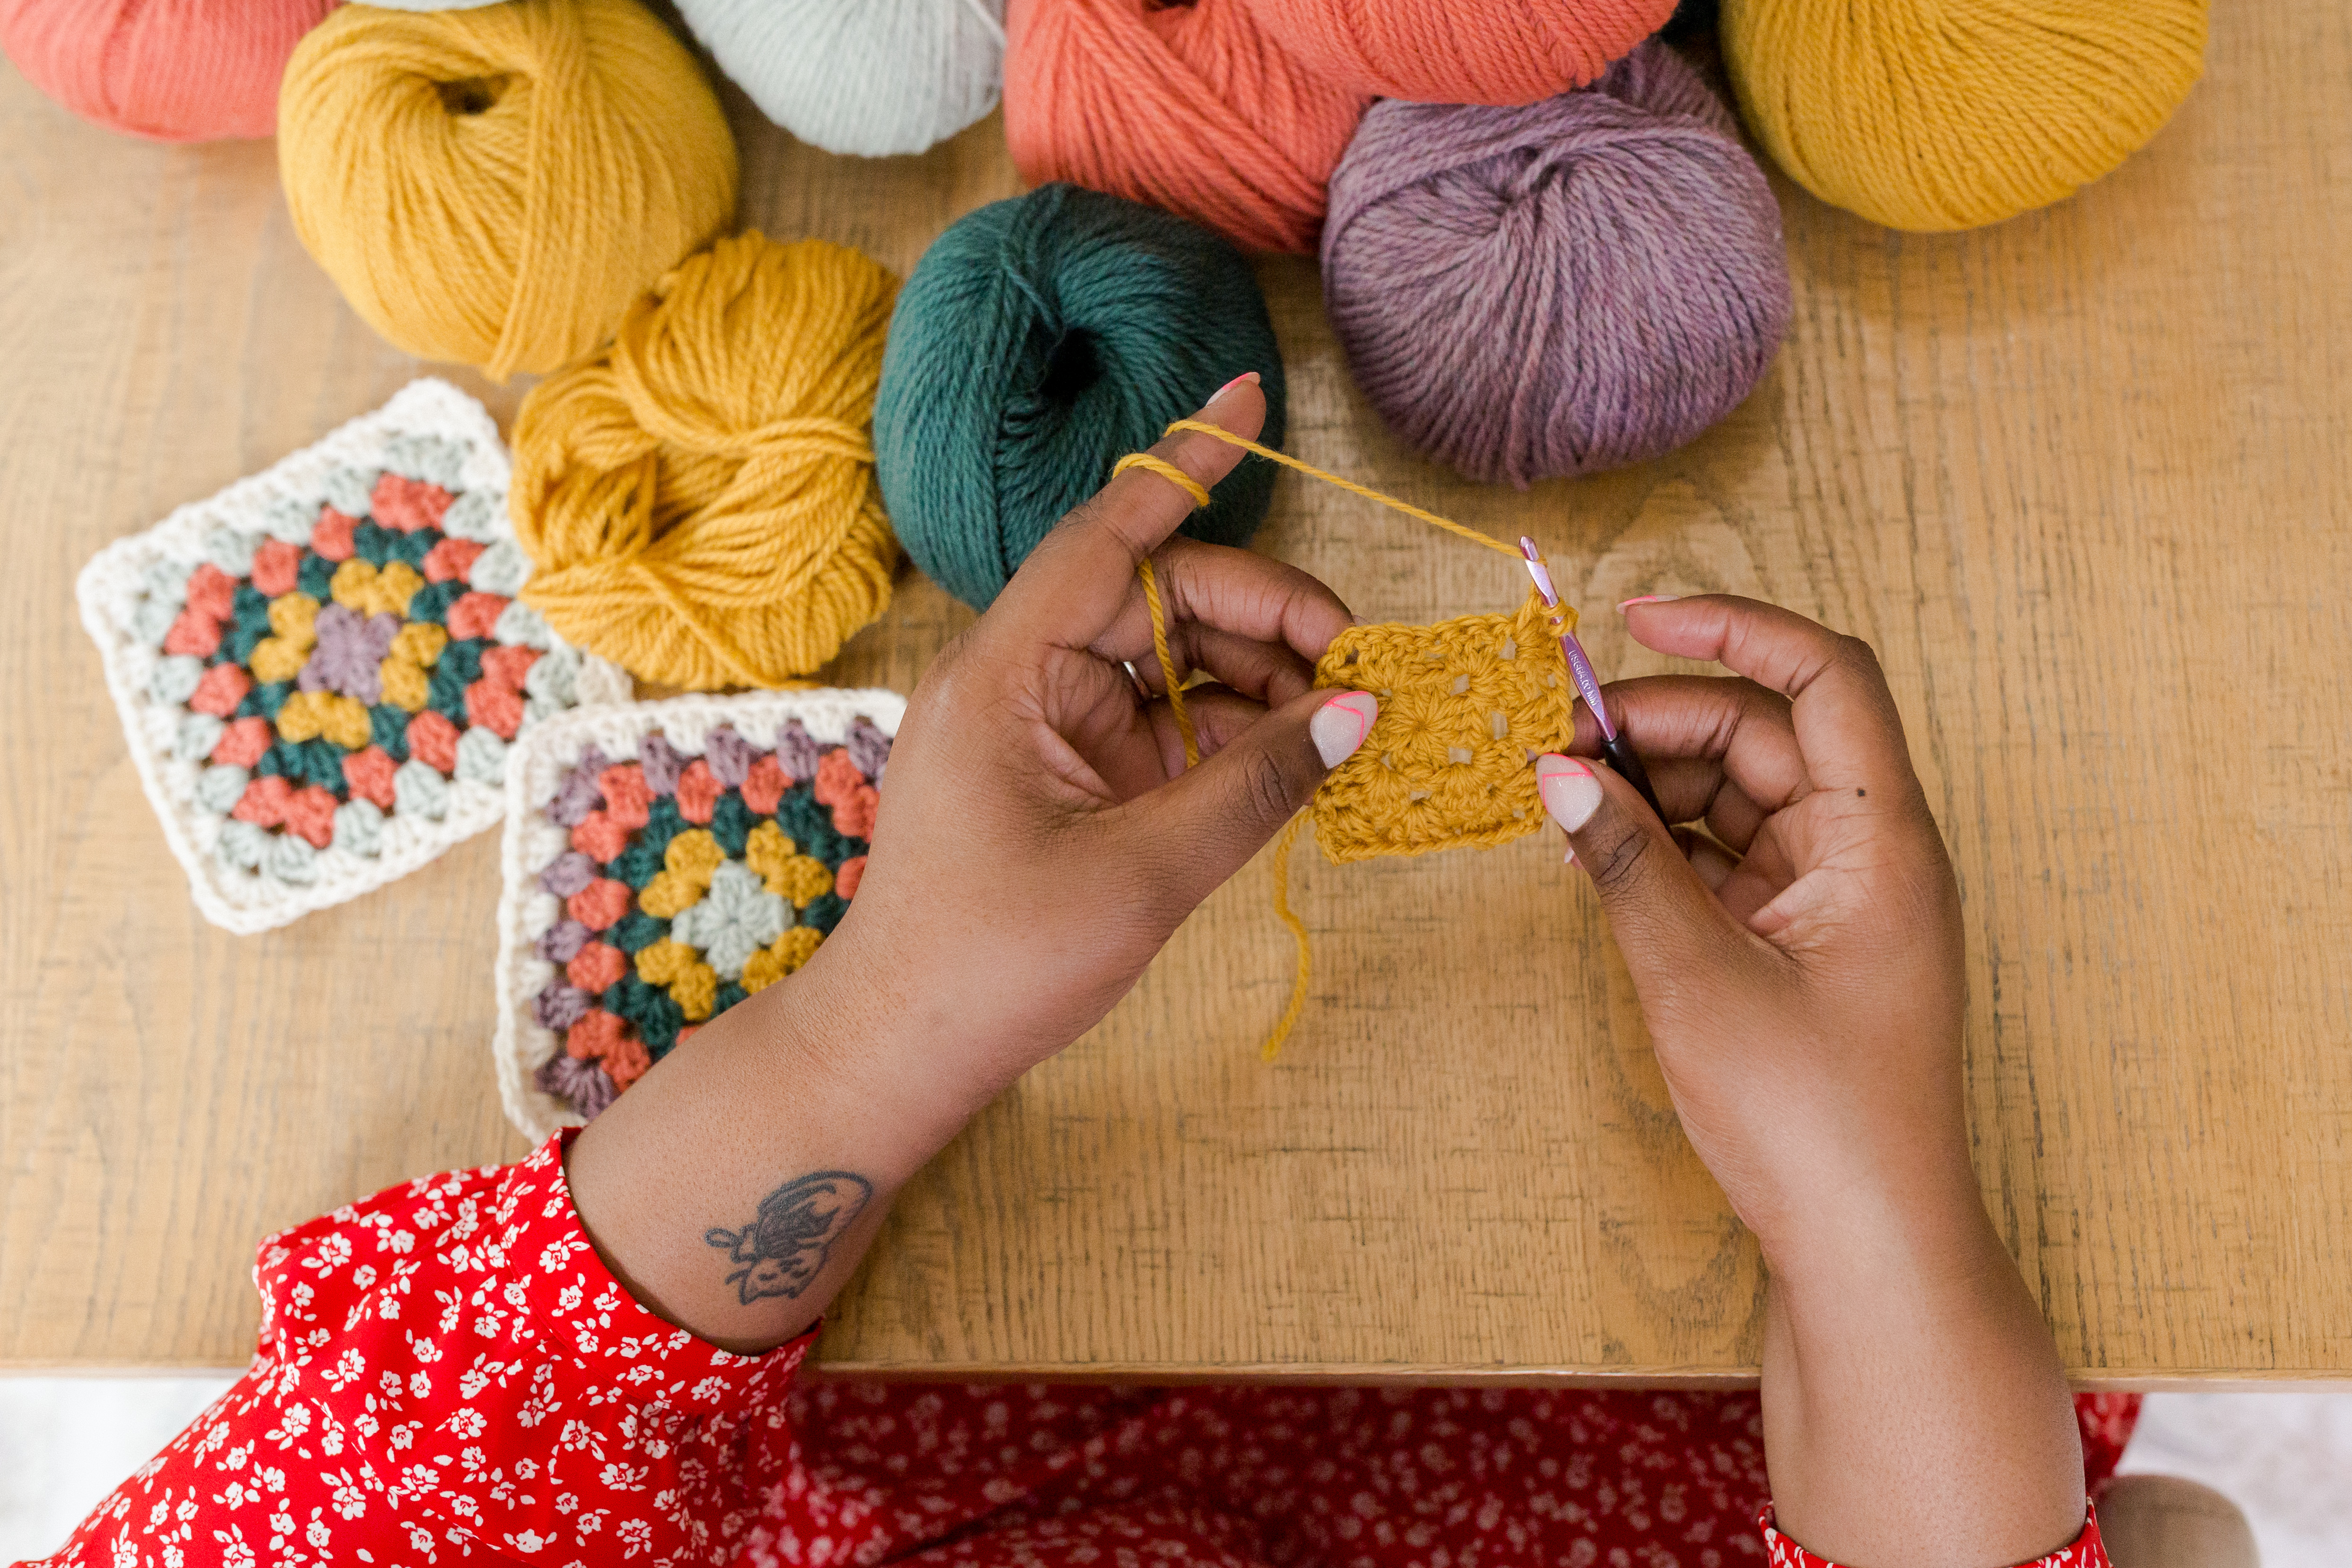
676;0;1005;157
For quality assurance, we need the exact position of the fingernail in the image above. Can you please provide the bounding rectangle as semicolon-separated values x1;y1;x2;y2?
1618;595;1679;612
1210;371;1262;401
1536;754;1603;833
1310;691;1377;768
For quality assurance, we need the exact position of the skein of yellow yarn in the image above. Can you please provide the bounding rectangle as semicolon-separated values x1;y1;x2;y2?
278;0;738;380
511;233;902;691
1721;0;2208;232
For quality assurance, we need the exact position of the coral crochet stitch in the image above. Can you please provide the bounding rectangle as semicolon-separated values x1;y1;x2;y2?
494;689;903;1138
77;379;630;934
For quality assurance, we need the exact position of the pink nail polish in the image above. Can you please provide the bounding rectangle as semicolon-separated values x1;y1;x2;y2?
1211;372;1263;399
1310;690;1377;768
1535;754;1603;834
1617;594;1680;612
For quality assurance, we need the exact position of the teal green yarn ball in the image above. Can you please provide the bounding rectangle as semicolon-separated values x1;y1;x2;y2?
875;183;1288;609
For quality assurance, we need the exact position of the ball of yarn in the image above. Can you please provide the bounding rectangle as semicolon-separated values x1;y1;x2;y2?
1722;0;2209;232
1236;0;1673;104
0;0;333;142
510;233;902;691
874;184;1287;609
278;0;739;381
1321;41;1790;488
1003;0;1366;255
677;0;1006;158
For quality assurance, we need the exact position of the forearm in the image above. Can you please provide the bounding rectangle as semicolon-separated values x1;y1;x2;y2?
1757;1156;2083;1567
564;924;989;1354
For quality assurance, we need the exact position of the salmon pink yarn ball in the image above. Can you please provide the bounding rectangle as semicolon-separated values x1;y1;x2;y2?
0;0;334;141
1003;0;1368;255
1239;0;1675;104
1320;42;1791;487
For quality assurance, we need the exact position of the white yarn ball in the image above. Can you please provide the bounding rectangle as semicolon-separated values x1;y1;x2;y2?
676;0;1007;158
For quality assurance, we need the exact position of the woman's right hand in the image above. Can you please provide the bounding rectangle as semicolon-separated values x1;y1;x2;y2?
1536;596;1975;1262
1536;596;2086;1567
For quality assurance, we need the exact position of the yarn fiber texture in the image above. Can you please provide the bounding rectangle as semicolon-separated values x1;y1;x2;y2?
1722;0;2209;232
1320;40;1791;487
1237;0;1674;105
511;233;902;691
1003;0;1367;254
278;0;739;381
677;0;1006;157
0;0;334;141
874;184;1286;610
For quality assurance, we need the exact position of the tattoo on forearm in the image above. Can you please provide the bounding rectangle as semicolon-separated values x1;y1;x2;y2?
704;1171;873;1305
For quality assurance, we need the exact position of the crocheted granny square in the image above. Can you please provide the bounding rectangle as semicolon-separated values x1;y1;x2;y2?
76;379;632;934
493;689;904;1140
1311;589;1578;864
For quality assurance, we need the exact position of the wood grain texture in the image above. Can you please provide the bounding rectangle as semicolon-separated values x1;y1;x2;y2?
3;5;2348;1379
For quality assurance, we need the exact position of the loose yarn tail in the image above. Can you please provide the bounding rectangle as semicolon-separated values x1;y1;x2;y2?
1264;812;1311;1061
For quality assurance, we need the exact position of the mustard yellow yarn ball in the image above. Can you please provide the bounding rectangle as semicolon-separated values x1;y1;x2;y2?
1721;0;2208;232
511;233;902;692
278;0;738;379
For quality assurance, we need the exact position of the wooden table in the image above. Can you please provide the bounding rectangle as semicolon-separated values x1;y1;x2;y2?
5;7;2348;1384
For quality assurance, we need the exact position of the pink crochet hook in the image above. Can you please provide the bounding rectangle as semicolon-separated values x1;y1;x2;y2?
1519;537;1666;824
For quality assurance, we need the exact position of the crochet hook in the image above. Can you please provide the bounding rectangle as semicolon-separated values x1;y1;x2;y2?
1518;538;1668;826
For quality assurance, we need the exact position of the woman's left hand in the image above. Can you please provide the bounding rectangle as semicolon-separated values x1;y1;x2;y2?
836;374;1370;1104
566;374;1375;1350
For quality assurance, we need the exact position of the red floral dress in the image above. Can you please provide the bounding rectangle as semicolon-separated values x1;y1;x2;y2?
23;1136;2131;1568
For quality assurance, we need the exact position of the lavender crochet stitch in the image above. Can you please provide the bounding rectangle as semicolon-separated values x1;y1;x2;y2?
1320;41;1790;487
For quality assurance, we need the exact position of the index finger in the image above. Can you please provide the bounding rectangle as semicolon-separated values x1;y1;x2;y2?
987;375;1268;651
1619;596;1918;799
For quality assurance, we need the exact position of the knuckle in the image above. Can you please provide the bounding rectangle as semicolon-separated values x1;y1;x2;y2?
1585;820;1656;897
1837;633;1885;676
1238;746;1304;828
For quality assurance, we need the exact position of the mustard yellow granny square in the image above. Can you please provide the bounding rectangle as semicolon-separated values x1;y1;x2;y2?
1310;589;1578;864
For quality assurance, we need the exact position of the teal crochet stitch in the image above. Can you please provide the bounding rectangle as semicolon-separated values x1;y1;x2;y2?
873;183;1287;609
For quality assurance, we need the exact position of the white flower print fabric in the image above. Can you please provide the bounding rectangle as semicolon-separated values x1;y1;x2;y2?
25;1135;2121;1568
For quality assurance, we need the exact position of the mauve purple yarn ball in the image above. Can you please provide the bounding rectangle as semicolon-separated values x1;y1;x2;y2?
1320;40;1791;487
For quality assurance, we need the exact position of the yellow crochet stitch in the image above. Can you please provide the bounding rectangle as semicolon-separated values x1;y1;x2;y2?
330;558;423;621
1115;421;1580;1059
276;690;373;751
634;937;719;1022
742;926;823;994
638;828;725;918
744;821;834;907
251;591;321;685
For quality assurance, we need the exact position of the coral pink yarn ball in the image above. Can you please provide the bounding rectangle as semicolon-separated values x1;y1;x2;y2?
1003;0;1368;255
1240;0;1674;104
0;0;336;142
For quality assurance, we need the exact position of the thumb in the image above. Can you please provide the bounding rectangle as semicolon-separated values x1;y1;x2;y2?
1116;689;1376;908
1536;754;1750;1003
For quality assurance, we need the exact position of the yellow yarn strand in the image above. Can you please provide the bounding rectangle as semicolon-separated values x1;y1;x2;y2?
1115;420;1577;1060
1160;420;1527;561
1263;814;1312;1063
511;233;902;690
1134;557;1199;770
